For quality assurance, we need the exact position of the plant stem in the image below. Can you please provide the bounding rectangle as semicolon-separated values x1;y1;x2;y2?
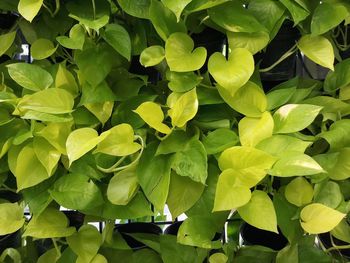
92;0;96;20
51;238;61;258
53;0;61;17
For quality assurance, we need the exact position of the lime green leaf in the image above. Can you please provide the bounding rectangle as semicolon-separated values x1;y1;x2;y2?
185;0;228;13
239;111;273;147
213;169;251;211
279;0;309;25
0;203;24;235
317;120;350;151
331;219;350;243
238;190;278;233
37;248;60;263
162;0;191;21
107;166;139;205
324;59;350;93
202;128;239;155
298;35;334;70
311;3;348;36
95;124;141;156
18;88;74;114
218;146;277;171
55;64;79;97
209;48;254;95
270;152;324;177
227;31;269;55
273;104;323;133
209;253;228;263
18;0;43;22
165;32;206;72
56;24;85;50
102;24;131;61
116;0;150;19
167;172;204;218
300;203;345;234
66;128;109;166
133;102;172;134
0;31;16;56
168;88;198;127
23;207;75;238
33;137;60;175
7;63;53;91
314;181;342;209
267;87;296;111
91;254;107;263
67;225;102;263
85;101;114;125
31;39;57;60
285;177;313;207
140;45;165;67
50;173;104;210
69;14;109;31
166;71;202;93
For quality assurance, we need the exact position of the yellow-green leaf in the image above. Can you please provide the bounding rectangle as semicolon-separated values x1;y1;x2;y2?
31;39;57;60
33;137;60;176
55;64;79;97
140;45;165;67
227;31;269;55
0;203;25;235
285;177;313;207
85;101;114;126
18;0;43;22
0;31;16;57
209;253;228;263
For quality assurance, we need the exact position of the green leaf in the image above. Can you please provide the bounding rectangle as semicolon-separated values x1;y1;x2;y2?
56;24;85;50
208;48;254;95
298;35;334;70
239;111;274;147
95;124;141;156
167;172;204;218
156;130;192;155
33;137;60;175
31;39;57;60
37;248;60;263
168;88;198;127
162;0;191;21
102;24;131;61
107;166;139;205
136;142;172;211
7;63;53;91
218;81;267;117
0;31;16;56
165;32;206;72
67;225;102;263
213;169;252;211
331;219;350;243
140;46;165;67
116;0;150;19
202;128;239;155
66;128;109;166
133;102;172;134
317;120;350;151
273;104;323;133
300;203;345;234
267;87;296;111
285;177;313;207
279;0;309;25
270;151;324;177
314;181;342;209
80;81;116;106
91;254;107;263
50;173;104;210
208;1;267;33
85;101;114;125
171;139;208;184
311;3;348;36
18;88;74;114
237;190;278;233
324;58;350;92
166;71;202;93
0;203;24;235
24;207;75;238
209;253;228;263
185;0;228;13
227;31;269;55
69;14;109;31
18;0;43;22
55;64;79;97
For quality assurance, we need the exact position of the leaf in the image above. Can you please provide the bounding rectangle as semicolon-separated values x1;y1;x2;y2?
166;71;202;93
273;104;323;133
31;39;57;60
91;254;107;263
56;24;85;50
85;101;114;125
185;0;228;13
267;87;296;111
298;35;334;70
66;128;109;166
107;166;139;205
18;88;74;114
37;248;60;263
95;124;141;156
116;0;150;19
227;31;269;55
18;0;43;22
162;0;191;21
314;181;342;209
69;14;109;31
239;111;274;147
133;102;172;134
33;137;60;176
55;64;79;97
285;177;313;207
317;120;350;151
237;190;278;233
208;48;254;95
168;88;198;127
270;152;324;177
156;130;192;155
80;81;116;105
0;31;16;56
331;219;350;243
324;58;350;92
300;203;345;234
279;0;309;25
0;203;25;235
102;24;131;61
202;128;239;155
311;3;348;36
67;225;102;263
209;253;228;263
171;139;208;184
213;169;252;211
167;172;204;218
50;173;104;210
165;32;206;72
140;45;165;67
24;207;76;238
7;63;53;91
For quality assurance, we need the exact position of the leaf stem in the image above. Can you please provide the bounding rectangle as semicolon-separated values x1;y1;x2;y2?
51;238;61;258
53;0;61;17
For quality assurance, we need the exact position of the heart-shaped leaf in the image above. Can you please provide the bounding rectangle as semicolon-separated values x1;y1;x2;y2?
0;31;16;56
285;177;313;207
166;71;202;92
227;31;269;55
165;32;207;72
102;24;131;61
0;203;25;235
162;0;191;21
31;39;57;60
18;0;43;22
208;48;254;95
140;45;165;67
56;24;85;50
69;14;109;31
